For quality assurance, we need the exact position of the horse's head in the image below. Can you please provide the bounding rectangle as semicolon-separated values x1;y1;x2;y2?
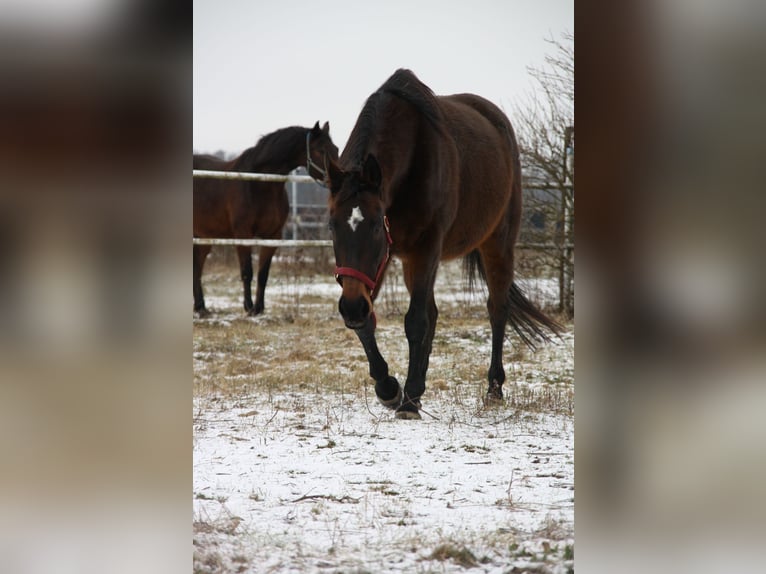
306;121;338;179
326;153;391;330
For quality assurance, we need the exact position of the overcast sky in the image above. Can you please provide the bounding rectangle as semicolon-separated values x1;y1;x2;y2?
193;0;573;154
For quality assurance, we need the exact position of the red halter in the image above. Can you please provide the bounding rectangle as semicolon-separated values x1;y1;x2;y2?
334;216;392;301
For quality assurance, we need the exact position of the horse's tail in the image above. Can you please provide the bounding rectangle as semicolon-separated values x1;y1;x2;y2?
506;281;564;349
464;251;563;350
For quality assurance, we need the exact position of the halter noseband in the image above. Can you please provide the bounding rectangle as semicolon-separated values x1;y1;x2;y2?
334;216;392;301
305;130;327;181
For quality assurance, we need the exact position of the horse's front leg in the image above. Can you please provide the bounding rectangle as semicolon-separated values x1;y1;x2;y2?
253;245;277;315
193;244;211;316
235;246;254;313
355;320;402;409
397;261;439;420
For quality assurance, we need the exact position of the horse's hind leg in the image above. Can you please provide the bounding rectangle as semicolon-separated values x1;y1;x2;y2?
235;246;254;313
253;245;277;316
193;244;211;316
477;239;515;402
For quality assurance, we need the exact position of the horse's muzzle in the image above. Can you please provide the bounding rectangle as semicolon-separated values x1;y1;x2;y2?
338;294;371;330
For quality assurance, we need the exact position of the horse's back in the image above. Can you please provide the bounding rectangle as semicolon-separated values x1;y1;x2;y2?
439;93;514;166
443;93;513;132
194;154;229;171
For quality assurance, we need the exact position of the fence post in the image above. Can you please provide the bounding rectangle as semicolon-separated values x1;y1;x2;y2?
561;126;574;317
290;178;298;240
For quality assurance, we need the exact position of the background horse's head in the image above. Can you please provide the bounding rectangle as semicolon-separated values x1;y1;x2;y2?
327;153;390;329
306;121;339;178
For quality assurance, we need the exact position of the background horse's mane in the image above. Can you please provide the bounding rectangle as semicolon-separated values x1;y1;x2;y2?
343;69;447;168
233;125;307;170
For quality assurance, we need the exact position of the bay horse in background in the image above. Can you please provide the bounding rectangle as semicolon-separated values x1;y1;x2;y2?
325;69;561;419
194;122;338;316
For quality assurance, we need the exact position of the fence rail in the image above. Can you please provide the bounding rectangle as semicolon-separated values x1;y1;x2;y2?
193;237;572;250
193;168;572;312
193;169;318;183
192;168;572;250
193;238;332;247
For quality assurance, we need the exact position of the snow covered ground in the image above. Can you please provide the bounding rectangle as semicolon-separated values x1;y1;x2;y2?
194;259;573;573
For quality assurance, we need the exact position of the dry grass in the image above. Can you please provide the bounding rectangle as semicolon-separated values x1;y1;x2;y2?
194;314;572;420
428;542;481;567
194;257;573;419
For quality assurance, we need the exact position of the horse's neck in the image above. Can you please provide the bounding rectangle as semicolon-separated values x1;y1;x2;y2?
250;157;300;175
242;141;304;175
377;126;419;206
221;157;239;170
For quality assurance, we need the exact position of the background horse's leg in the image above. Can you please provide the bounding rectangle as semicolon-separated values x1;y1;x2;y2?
193;244;211;316
477;238;515;402
355;322;402;408
398;258;440;419
235;246;254;313
253;245;277;316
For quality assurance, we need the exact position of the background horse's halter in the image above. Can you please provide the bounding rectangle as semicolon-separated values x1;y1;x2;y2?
334;216;392;301
305;130;327;181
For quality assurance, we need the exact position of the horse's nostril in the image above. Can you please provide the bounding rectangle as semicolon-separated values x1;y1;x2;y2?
338;296;370;325
359;297;370;317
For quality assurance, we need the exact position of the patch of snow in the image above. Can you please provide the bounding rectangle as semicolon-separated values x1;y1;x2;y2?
194;260;573;572
194;390;573;572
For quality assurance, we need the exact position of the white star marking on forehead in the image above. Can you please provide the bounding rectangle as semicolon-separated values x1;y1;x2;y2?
347;206;364;232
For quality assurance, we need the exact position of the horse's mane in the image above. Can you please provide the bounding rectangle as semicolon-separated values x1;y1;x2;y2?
234;126;307;170
343;69;446;167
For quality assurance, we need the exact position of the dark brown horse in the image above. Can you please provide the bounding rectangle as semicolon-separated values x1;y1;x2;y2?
325;70;561;419
194;122;338;316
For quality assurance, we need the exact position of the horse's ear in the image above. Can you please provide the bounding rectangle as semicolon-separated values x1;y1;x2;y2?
361;153;382;190
312;121;321;134
321;121;330;134
325;154;344;194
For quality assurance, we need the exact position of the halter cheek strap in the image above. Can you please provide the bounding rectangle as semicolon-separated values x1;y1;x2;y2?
305;130;327;181
334;216;392;301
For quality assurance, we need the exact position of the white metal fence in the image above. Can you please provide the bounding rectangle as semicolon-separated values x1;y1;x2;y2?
192;238;331;247
193;169;573;311
192;169;316;183
192;169;571;248
193;168;329;242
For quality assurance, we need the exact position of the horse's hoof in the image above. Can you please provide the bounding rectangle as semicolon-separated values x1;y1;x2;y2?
194;307;210;318
377;385;402;410
247;307;263;317
395;409;422;420
484;382;504;406
378;388;402;409
395;394;422;419
483;393;504;407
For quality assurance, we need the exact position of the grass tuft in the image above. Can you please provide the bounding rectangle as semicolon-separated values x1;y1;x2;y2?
428;542;479;568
